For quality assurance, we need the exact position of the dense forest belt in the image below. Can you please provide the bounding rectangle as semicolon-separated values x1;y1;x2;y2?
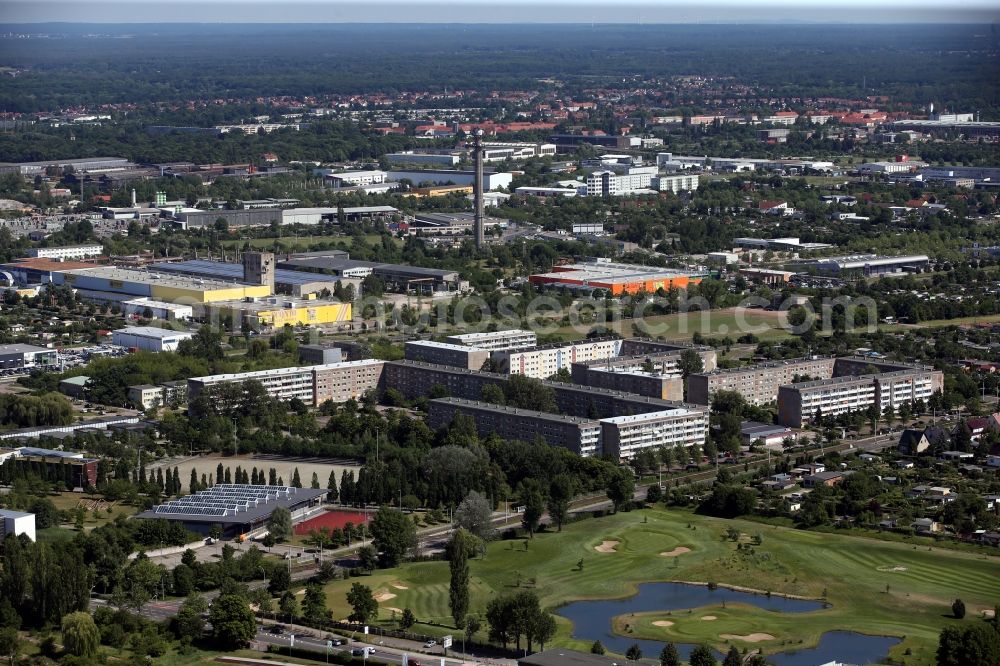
0;24;997;111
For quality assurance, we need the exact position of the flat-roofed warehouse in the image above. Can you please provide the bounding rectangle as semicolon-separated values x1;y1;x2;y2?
0;343;57;370
530;262;705;296
785;254;930;277
135;484;327;539
276;255;463;293
149;259;355;298
51;266;272;303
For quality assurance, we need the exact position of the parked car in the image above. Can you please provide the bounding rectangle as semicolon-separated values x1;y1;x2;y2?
423;639;437;648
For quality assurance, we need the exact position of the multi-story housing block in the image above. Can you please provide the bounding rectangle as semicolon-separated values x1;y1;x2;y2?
687;357;837;406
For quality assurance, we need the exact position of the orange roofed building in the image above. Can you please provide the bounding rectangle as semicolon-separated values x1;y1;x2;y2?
529;261;705;296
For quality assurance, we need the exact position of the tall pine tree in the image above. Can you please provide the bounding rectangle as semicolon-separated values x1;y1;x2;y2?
448;529;471;628
327;470;339;503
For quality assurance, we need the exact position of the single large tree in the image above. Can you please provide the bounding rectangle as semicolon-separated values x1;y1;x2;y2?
279;590;299;622
347;582;379;624
326;470;339;502
175;593;208;642
606;467;636;513
210;595;256;649
369;506;417;567
723;645;742;666
689;644;718;666
302;582;331;625
454;490;496;542
448;529;472;628
547;474;575;531
61;611;100;657
267;506;293;542
659;642;680;666
519;479;545;537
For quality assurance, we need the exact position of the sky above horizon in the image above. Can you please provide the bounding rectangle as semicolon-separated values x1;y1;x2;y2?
3;0;998;24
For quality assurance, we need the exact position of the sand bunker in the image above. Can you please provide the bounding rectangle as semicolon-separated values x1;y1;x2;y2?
652;620;675;628
660;547;691;557
720;633;775;643
701;616;717;621
374;592;397;603
391;583;410;590
594;540;620;553
385;606;403;614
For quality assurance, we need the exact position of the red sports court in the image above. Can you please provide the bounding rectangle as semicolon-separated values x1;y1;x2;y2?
293;509;370;535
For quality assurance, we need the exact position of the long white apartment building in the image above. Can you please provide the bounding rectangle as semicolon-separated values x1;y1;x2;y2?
188;359;385;408
188;366;316;406
654;174;700;193
585;166;658;196
26;244;103;261
601;408;708;461
495;338;624;380
778;367;942;428
444;329;538;352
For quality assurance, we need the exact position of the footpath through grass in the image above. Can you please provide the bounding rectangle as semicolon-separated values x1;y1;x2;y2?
314;507;1000;665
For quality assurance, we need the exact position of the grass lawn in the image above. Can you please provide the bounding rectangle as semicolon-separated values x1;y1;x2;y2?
313;507;1000;665
35;526;78;544
47;491;138;526
553;307;791;342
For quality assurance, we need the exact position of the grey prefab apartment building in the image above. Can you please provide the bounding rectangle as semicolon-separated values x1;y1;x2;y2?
778;367;943;428
403;340;490;371
427;397;603;457
686;356;837;406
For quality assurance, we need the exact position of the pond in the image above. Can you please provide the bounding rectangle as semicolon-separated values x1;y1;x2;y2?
556;582;899;665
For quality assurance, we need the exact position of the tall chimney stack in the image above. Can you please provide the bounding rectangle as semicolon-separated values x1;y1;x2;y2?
131;188;137;208
473;128;485;249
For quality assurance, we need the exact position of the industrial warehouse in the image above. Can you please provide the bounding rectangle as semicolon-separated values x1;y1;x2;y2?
135;484;327;538
41;252;353;329
529;260;705;295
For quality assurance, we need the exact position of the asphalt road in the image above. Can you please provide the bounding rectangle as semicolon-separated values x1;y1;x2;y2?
255;628;492;665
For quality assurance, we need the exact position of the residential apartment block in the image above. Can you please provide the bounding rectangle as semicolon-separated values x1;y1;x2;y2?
25;244;103;261
188;359;384;410
444;329;538;352
312;360;386;404
653;174;700;193
404;340;490;370
427;397;707;461
601;408;708;460
687;357;837;406
569;349;717;401
427;398;603;457
778;366;943;428
494;338;623;379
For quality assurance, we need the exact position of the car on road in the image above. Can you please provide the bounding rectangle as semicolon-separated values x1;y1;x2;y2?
352;647;376;656
326;636;343;646
266;624;285;634
423;639;437;648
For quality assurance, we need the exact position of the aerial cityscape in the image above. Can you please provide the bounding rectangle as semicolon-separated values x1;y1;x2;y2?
0;4;999;666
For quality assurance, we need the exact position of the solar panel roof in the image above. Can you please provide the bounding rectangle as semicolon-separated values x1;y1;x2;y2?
137;484;327;524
